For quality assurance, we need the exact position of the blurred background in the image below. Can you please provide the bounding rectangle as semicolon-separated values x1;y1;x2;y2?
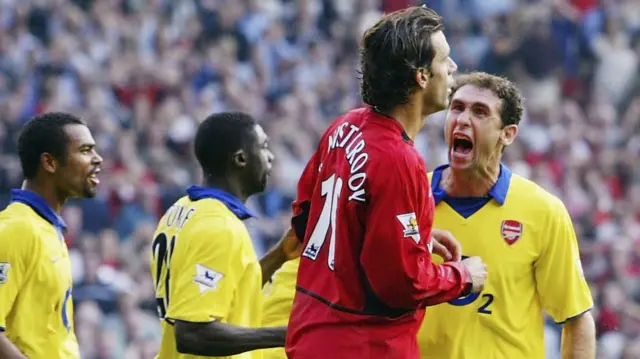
0;0;639;358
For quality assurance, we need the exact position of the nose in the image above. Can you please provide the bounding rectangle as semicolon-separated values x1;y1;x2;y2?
267;149;275;164
455;109;471;127
93;150;103;165
449;57;458;75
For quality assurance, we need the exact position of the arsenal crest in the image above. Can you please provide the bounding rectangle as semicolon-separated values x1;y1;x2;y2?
501;220;523;245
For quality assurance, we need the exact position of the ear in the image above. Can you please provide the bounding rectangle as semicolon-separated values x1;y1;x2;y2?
232;149;248;169
414;67;430;89
501;124;518;147
41;153;58;175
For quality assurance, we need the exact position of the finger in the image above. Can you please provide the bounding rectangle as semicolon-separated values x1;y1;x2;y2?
432;241;452;261
451;244;462;262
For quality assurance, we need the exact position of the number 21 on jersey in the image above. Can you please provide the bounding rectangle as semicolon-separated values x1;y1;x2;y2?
152;233;177;320
302;174;342;271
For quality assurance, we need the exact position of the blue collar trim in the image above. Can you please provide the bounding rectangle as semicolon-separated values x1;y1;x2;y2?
10;189;67;230
431;164;512;205
186;185;256;220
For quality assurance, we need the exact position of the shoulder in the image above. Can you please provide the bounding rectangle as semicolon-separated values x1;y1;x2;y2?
509;174;569;220
0;205;38;236
181;207;249;249
0;207;39;252
368;143;424;176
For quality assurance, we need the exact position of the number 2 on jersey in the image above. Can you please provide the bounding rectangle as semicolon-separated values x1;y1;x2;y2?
302;174;343;271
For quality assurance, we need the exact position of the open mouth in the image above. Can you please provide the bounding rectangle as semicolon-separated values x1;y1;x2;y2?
88;169;101;186
452;134;474;156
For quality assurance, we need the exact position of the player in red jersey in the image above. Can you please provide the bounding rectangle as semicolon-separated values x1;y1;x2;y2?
285;6;488;359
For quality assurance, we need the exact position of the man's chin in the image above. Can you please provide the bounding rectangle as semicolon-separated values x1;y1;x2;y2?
82;188;97;199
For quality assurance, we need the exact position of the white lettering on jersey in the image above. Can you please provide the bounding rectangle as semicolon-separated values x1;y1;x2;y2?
0;262;10;284
396;213;421;244
328;122;368;202
194;264;224;294
165;205;196;229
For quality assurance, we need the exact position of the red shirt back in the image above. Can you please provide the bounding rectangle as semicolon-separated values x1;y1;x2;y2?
286;108;470;359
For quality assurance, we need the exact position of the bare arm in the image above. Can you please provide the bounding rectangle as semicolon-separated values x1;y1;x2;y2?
561;311;596;359
175;320;286;356
0;333;26;359
260;228;299;286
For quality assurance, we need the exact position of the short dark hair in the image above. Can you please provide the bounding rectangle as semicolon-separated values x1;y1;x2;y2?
359;6;445;112
450;72;525;127
18;112;85;179
194;112;257;177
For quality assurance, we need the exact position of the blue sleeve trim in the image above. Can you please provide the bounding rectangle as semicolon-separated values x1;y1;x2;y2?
554;307;593;325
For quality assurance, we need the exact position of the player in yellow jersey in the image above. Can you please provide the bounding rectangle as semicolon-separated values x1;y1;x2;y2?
0;112;102;359
151;112;300;359
417;72;596;359
260;251;299;359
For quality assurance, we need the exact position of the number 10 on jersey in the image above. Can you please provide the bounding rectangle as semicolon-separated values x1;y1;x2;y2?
302;174;343;271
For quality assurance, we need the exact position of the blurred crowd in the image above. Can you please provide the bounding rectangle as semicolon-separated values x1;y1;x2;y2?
0;0;639;358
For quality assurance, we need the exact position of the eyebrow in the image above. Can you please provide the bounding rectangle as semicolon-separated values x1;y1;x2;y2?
78;143;96;150
452;99;492;110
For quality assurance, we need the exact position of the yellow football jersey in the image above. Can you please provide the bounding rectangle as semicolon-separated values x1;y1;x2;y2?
260;258;299;359
151;186;263;359
417;165;593;359
0;190;79;359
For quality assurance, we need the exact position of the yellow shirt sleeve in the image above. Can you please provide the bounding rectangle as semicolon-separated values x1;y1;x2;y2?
0;219;38;330
534;198;593;323
166;215;247;323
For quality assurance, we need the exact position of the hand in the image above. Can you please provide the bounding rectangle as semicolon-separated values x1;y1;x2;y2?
461;256;488;293
430;228;462;262
277;228;302;261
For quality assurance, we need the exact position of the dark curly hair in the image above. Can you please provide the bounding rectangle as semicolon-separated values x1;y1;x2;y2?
450;72;525;127
359;6;444;112
17;112;85;179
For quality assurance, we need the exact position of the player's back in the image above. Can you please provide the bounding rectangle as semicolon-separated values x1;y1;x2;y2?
0;192;79;359
287;107;434;359
152;191;263;359
417;166;592;359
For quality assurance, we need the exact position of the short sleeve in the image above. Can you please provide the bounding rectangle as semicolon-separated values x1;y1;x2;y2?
291;150;320;242
166;216;246;323
0;220;38;330
534;199;593;323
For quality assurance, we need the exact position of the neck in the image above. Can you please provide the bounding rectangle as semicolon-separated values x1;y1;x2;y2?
386;99;425;141
22;179;65;214
442;162;501;198
204;175;248;203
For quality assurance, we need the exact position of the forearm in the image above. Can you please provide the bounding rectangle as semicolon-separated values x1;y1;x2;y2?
260;228;297;286
561;312;596;359
0;333;27;359
260;247;286;286
176;320;286;356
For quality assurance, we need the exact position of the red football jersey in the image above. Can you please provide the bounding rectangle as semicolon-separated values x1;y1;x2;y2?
286;107;471;359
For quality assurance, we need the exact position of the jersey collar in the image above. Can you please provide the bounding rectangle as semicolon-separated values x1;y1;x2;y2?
431;164;512;206
367;107;413;144
10;189;67;230
186;185;256;220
